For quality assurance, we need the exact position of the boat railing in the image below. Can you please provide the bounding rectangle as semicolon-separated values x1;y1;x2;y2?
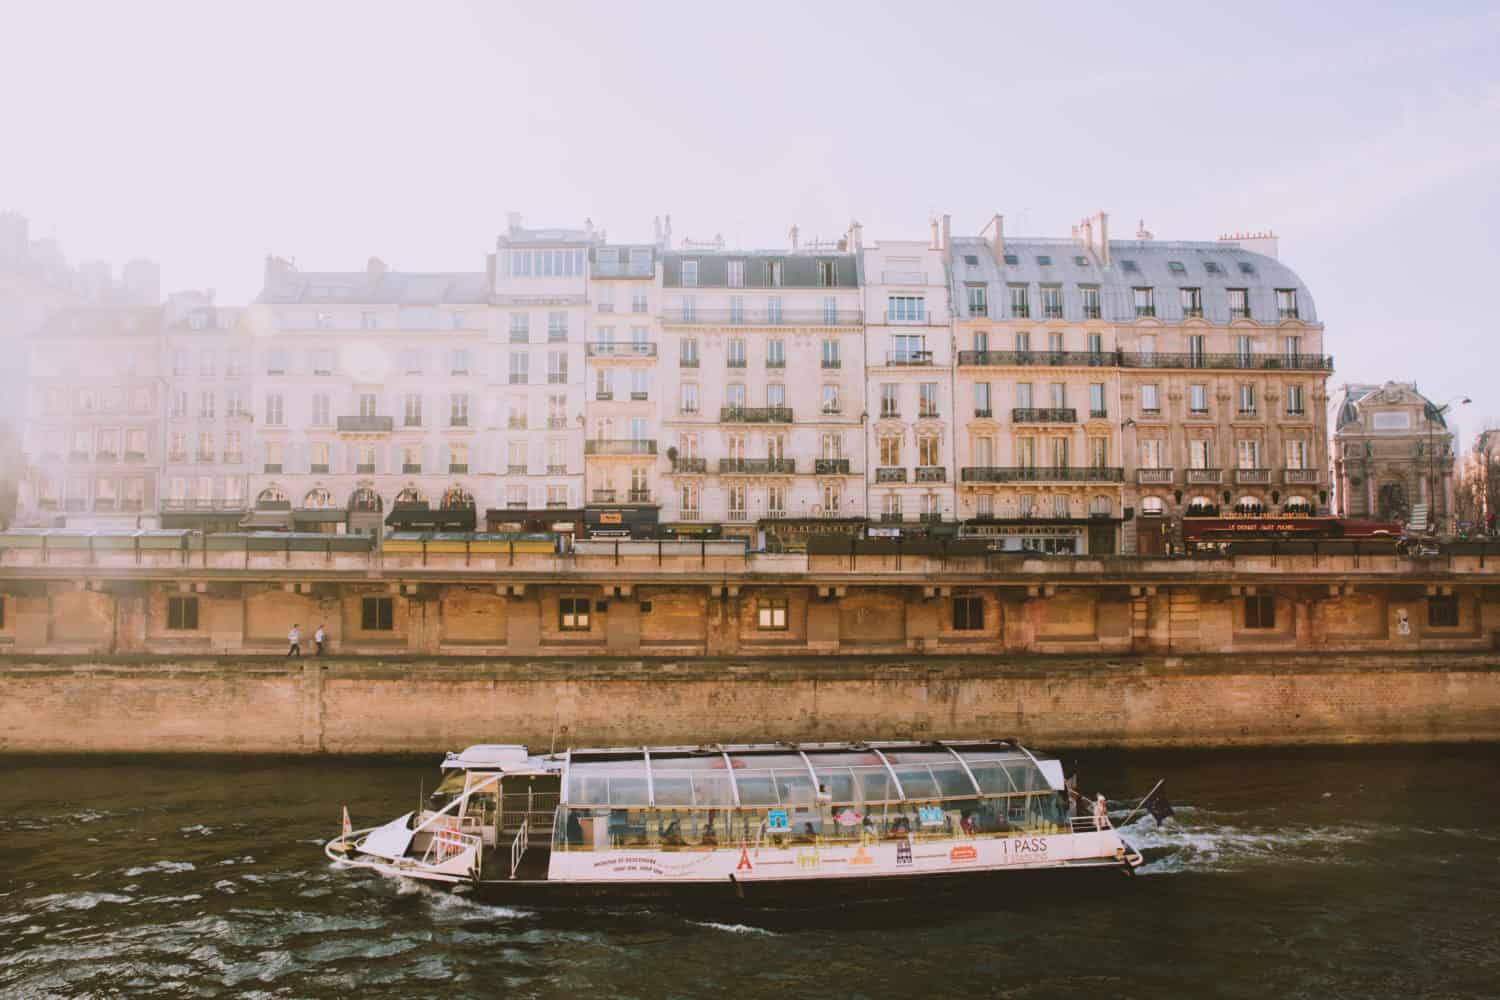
1069;815;1113;833
421;826;481;867
509;817;529;879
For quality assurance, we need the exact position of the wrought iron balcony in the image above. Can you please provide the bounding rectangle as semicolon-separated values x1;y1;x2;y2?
547;464;569;475
670;458;707;474
449;464;468;474
628;489;652;503
814;458;850;475
959;349;1116;367
337;415;393;433
586;342;657;358
719;406;793;423
916;466;946;482
959;466;1124;483
548;417;568;428
1012;407;1076;424
955;349;1333;371
507;464;527;475
973;409;993;419
718;458;795;475
592;489;618;503
584;439;657;456
876;467;907;483
660;307;861;326
356;463;376;474
885;350;933;366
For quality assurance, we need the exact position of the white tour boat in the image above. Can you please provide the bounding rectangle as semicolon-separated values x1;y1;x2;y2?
326;740;1146;901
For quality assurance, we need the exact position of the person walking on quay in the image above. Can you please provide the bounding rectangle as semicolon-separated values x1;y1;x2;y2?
314;623;326;656
287;623;302;658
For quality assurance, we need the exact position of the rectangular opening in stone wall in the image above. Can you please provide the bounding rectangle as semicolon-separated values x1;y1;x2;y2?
1428;595;1459;628
167;596;199;630
1243;594;1275;629
362;597;394;630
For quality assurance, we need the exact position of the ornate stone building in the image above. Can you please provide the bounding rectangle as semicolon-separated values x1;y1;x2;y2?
1333;381;1459;529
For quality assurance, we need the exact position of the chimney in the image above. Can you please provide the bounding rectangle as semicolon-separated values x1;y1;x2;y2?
367;256;387;277
1097;211;1110;267
1219;229;1279;259
941;214;952;255
981;213;1005;261
788;224;799;250
847;220;863;253
929;217;941;250
506;212;523;234
1136;219;1154;240
663;214;673;247
653;216;662;243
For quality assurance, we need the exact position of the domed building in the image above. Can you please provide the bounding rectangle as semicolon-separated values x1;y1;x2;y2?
1332;381;1460;531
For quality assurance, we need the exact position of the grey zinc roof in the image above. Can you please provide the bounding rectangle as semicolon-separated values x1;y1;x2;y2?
949;237;1319;326
256;270;488;305
662;251;859;289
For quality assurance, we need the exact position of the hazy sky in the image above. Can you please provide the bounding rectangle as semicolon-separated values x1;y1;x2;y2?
4;1;1498;439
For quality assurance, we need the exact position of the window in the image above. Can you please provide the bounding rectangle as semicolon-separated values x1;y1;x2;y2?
510;352;529;384
630;369;649;400
266;349;288;375
966;284;988;316
362;597;395;631
767;383;786;408
758;598;788;630
1141;439;1164;469
547;312;568;342
450;349;471;375
403;394;422;427
1089;438;1108;469
680;337;699;367
362;311;378;330
1048;331;1064;353
450;442;469;473
1428;595;1459;628
1238;384;1256;414
879;437;901;466
1243;594;1275;629
974;382;992;417
681;260;699;287
822;338;840;368
726;384;746;408
768;484;787;516
632;290;648;313
823;296;838;324
359;393;378;418
767;339;786;367
727;338;746;368
1141;384;1160;413
918;437;940;467
1041;286;1063;318
199;391;215;419
952;595;984;631
1181;287;1203;317
919;382;938;418
976;494;993;517
1016;382;1033;409
1188;384;1207;414
892;333;926;364
311;393;330;426
768;260;783;287
1283;335;1303;362
1229;288;1249;319
728;483;747;520
1004;284;1030;318
266;394;284;426
726;259;744;288
766;295;783;325
450;394;470;427
167;596;199;630
1081;286;1101;319
510;313;530;342
1237;439;1261;469
1286;386;1305;415
1285;440;1306;470
1049;382;1066;408
818;260;836;287
310;441;329;472
170;390;187;418
887;296;925;322
880;384;899;418
1133;287;1155;317
1087;332;1102;355
821;384;841;414
548;351;567;384
1189;439;1211;469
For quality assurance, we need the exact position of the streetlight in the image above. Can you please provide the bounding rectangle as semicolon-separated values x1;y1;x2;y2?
1427;395;1469;533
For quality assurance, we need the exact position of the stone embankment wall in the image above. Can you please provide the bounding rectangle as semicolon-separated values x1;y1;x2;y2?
2;653;1497;753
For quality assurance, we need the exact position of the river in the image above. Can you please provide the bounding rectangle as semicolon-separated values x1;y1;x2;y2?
2;745;1497;998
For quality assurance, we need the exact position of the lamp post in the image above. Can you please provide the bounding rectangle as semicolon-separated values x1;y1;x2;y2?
1427;395;1469;534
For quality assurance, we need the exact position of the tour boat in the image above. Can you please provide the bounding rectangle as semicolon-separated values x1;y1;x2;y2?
325;740;1146;901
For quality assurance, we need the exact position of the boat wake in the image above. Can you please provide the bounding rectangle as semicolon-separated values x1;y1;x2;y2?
1125;812;1395;875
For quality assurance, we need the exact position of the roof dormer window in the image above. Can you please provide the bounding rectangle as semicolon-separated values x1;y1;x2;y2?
1120;260;1139;272
1003;253;1019;266
1168;261;1186;274
681;260;699;287
1036;255;1053;266
1204;261;1222;274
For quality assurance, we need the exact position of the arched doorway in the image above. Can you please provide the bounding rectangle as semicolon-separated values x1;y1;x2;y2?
1378;482;1408;521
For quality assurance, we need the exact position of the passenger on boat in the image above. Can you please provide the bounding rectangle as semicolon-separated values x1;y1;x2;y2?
701;823;718;846
959;811;977;836
565;811;584;846
797;821;817;844
1093;794;1108;828
889;814;911;837
662;818;684;846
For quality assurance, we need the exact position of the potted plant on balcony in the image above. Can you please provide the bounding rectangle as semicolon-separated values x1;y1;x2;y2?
666;445;679;466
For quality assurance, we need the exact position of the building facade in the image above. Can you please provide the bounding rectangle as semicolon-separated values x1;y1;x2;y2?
1333;381;1458;529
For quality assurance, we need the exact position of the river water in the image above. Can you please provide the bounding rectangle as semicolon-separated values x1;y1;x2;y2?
2;745;1497;999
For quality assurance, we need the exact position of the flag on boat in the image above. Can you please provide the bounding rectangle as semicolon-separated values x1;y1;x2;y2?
341;806;353;838
1142;784;1174;826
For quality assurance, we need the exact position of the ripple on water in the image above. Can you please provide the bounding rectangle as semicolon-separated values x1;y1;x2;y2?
123;860;197;876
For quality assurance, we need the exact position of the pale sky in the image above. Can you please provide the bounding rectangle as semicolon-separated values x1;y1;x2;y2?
4;1;1498;440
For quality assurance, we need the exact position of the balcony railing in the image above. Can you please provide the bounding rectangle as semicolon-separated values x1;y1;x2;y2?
1089;409;1108;419
586;342;658;358
718;458;795;475
337;415;394;433
1185;468;1223;484
449;464;468;474
1235;468;1271;484
161;499;248;512
507;464;527;475
508;418;528;430
876;467;907;483
263;463;282;474
630;392;649;401
124;451;147;461
628;489;652;503
821;360;841;369
1137;468;1174;484
956;349;1333;371
919;512;944;523
814;458;850;475
885;350;933;366
595;392;614;401
679;357;700;368
959;466;1125;483
548;417;568;428
766;359;786;369
916;466;946;482
661;308;861;326
973;409;993;419
720;406;793;423
1012;407;1076;424
356;463;376;474
547;464;568;475
671;458;707;474
402;463;422;474
584;439;657;456
727;358;747;369
1284;468;1319;483
592;489;618;503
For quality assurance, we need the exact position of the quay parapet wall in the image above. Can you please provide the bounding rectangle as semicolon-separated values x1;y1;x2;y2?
2;538;1500;658
1;653;1497;754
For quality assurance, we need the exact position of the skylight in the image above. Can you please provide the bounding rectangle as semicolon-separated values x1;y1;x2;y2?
1073;255;1088;267
1204;261;1222;274
963;254;979;266
1120;260;1139;272
1003;254;1019;266
1238;261;1255;275
1036;255;1053;266
1168;261;1186;273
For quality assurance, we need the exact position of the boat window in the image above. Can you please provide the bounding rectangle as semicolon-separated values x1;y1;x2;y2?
568;758;650;807
930;762;980;797
892;765;941;799
733;769;780;805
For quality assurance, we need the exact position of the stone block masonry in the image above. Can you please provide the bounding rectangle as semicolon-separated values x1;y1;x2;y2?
2;653;1497;754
